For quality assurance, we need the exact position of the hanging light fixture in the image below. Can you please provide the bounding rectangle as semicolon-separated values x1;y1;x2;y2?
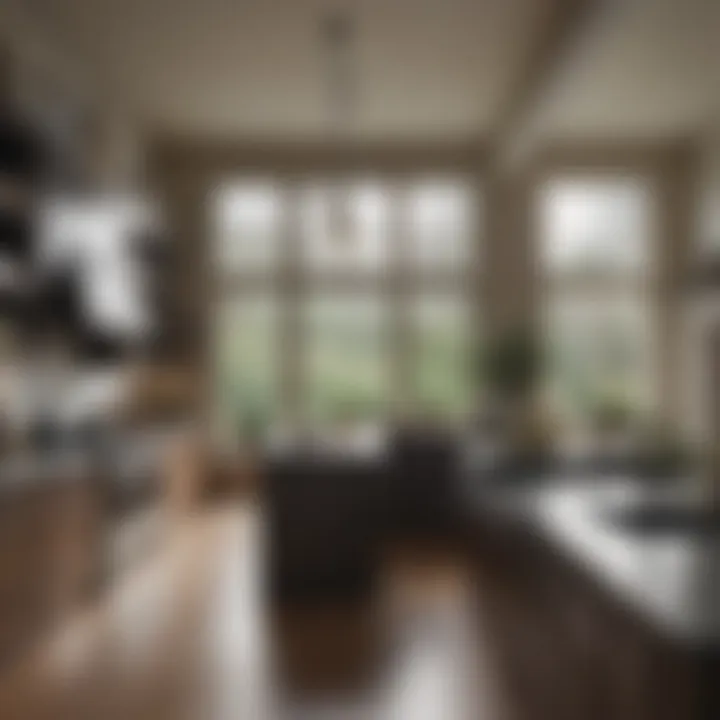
321;7;356;245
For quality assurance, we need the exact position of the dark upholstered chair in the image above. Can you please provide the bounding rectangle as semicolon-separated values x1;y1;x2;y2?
265;447;388;604
387;427;461;538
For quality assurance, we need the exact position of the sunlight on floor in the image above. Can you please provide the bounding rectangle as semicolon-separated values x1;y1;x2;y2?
0;503;503;720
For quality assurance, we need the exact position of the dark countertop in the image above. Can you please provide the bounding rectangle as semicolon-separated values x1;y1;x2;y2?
468;477;720;650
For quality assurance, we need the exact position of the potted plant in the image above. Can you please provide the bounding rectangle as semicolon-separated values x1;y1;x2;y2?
585;391;637;468
588;395;633;436
479;326;548;475
481;326;541;407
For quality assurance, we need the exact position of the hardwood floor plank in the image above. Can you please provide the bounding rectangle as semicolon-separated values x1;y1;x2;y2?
0;503;506;720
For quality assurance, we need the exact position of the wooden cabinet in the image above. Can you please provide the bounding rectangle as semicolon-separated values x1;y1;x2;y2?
0;478;102;668
474;520;710;720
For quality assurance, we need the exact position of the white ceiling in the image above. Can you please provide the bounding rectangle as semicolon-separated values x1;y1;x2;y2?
24;0;720;143
21;0;551;140
531;0;720;141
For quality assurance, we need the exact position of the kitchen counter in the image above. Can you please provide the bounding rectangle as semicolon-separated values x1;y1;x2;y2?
0;421;192;669
466;476;720;719
0;422;191;490
469;478;720;650
0;451;95;490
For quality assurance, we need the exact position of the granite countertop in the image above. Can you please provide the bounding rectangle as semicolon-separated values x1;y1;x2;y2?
469;478;720;650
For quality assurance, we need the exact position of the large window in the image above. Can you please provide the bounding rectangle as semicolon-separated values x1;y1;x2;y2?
407;180;475;272
410;295;473;418
213;176;479;441
303;295;387;425
300;182;390;274
213;182;282;274
214;296;279;443
539;177;656;431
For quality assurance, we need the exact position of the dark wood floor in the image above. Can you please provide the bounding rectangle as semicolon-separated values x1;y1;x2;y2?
0;503;509;720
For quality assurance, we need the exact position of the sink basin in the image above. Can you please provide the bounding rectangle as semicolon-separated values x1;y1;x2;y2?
607;505;720;535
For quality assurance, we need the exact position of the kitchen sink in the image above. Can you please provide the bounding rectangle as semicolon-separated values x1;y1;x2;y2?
606;504;720;536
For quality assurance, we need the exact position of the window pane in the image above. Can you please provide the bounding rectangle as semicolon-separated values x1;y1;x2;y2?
545;293;653;420
214;182;282;272
303;295;387;425
407;180;475;271
540;178;651;277
411;295;474;418
214;297;279;443
300;181;389;273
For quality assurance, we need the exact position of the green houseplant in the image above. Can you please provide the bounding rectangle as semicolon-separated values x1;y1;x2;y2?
481;326;541;406
479;326;549;471
588;392;635;438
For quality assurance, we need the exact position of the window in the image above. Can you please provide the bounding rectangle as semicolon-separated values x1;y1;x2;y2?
540;179;649;278
540;177;655;429
403;179;477;419
410;294;473;418
214;296;279;445
213;182;282;274
213;175;479;441
303;295;387;425
546;293;653;415
407;179;475;272
300;181;389;274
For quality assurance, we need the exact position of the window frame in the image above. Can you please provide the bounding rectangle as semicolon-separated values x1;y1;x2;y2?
211;171;482;439
537;172;660;434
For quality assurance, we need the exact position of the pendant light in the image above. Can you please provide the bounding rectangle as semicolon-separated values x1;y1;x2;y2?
321;7;356;246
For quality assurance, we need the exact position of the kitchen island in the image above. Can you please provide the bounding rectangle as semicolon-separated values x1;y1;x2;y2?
0;424;191;670
468;477;720;719
0;453;102;669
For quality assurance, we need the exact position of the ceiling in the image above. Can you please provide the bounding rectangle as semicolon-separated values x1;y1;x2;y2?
531;0;719;142
23;0;720;144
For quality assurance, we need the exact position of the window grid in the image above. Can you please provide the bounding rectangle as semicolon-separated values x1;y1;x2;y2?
212;176;480;436
539;176;657;433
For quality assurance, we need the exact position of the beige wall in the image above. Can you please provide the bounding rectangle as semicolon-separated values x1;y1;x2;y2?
679;120;720;441
695;120;720;251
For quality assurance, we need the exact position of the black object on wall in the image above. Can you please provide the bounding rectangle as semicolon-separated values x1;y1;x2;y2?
0;113;42;182
28;268;131;364
132;229;182;362
0;100;45;324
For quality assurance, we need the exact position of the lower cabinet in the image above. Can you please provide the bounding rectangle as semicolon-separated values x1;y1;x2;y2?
0;479;102;668
476;523;706;720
